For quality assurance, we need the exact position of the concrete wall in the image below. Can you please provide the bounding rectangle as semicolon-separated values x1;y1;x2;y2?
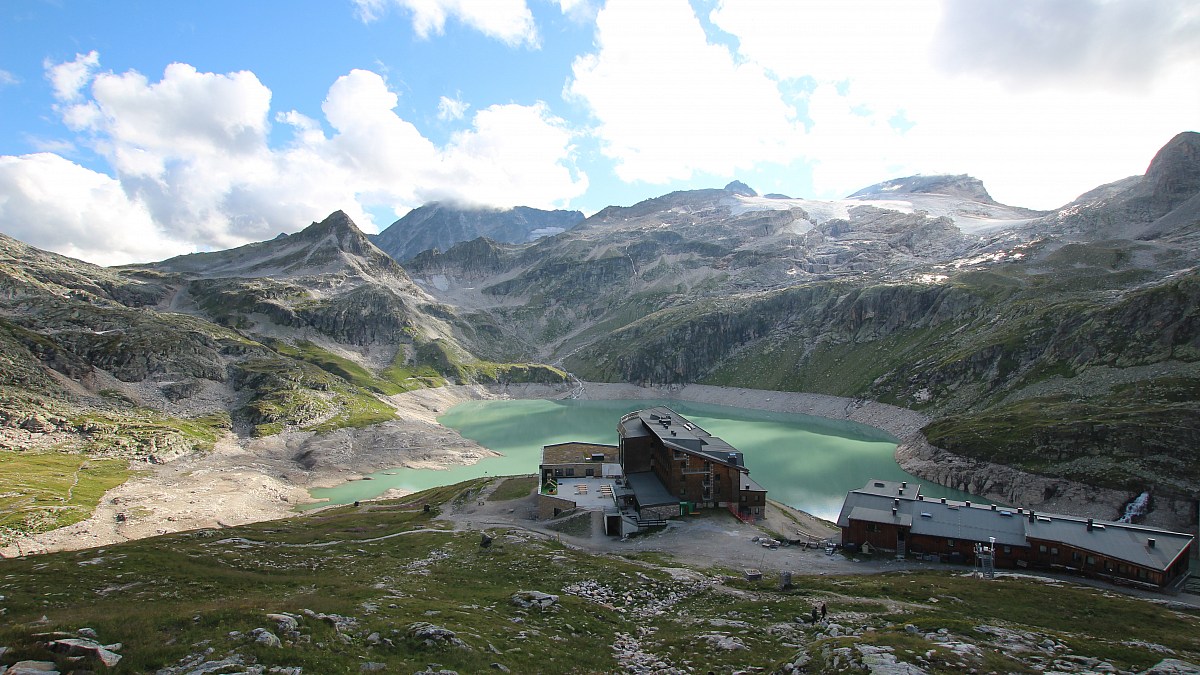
640;504;677;522
537;494;578;520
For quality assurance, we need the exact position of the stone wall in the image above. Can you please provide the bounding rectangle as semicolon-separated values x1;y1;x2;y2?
537;494;577;520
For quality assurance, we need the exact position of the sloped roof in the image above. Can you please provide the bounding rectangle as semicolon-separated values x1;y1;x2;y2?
1027;515;1192;572
840;480;1194;571
629;407;745;469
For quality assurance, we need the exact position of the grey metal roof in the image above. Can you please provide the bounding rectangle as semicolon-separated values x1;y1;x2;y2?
1026;515;1192;573
625;471;677;507
841;480;1195;571
740;473;767;493
635;407;744;468
848;505;912;528
908;500;1029;548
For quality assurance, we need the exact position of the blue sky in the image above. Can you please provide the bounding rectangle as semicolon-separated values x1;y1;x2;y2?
1;0;1197;264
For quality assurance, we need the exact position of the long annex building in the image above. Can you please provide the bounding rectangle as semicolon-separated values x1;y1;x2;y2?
838;479;1193;590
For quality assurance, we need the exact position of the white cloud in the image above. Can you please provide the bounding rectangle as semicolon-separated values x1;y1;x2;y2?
45;50;100;101
352;0;539;47
932;0;1200;89
0;153;186;265
567;0;804;184
1;58;586;265
0;69;19;86
708;0;1200;208
437;94;469;121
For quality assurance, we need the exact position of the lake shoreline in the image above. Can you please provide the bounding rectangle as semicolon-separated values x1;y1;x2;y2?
5;380;1170;556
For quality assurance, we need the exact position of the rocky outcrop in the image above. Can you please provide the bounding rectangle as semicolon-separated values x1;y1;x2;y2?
371;202;584;262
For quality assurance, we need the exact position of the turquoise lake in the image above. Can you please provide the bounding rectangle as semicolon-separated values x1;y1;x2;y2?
308;398;981;521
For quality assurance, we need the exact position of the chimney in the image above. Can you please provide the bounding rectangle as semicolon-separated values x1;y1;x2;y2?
892;507;898;516
1148;538;1156;548
1028;510;1035;523
1017;508;1024;514
940;497;946;504
991;504;997;511
917;495;924;501
894;498;900;508
1086;518;1093;532
898;488;904;495
901;481;907;489
965;501;971;507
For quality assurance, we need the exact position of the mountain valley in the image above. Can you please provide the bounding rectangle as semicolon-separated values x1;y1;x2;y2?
0;132;1197;559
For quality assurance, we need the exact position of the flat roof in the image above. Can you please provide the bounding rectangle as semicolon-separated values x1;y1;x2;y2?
856;479;921;501
548;477;626;510
625;471;677;508
541;442;618;466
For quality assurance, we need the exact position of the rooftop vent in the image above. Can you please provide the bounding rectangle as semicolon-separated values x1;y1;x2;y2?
940;497;946;504
894;498;900;507
671;430;676;436
999;511;1013;517
965;501;972;507
990;504;997;511
920;512;932;518
1086;518;1093;532
1148;538;1156;548
917;495;924;501
1028;510;1035;522
874;481;885;488
590;452;605;462
892;507;898;516
901;481;907;489
898;488;904;495
1037;516;1051;523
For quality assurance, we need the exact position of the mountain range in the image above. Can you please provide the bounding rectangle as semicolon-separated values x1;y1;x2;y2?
1;132;1197;541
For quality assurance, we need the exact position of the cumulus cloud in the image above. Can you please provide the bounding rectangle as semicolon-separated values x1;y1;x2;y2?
352;0;539;47
707;0;1200;207
567;0;803;184
45;50;100;101
437;94;469;121
0;57;586;265
0;154;184;266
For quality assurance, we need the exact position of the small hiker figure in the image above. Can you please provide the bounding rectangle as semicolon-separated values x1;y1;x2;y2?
821;602;827;620
811;606;819;624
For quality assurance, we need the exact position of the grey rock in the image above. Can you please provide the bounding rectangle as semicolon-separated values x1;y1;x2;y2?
510;590;559;610
1140;660;1200;675
6;661;61;675
359;664;387;672
407;622;470;650
47;637;122;667
265;613;299;632
251;628;282;648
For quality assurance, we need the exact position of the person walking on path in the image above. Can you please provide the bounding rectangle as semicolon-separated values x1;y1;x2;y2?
811;606;819;624
821;602;827;620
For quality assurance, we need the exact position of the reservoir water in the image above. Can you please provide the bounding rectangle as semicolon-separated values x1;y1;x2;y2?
308;398;982;521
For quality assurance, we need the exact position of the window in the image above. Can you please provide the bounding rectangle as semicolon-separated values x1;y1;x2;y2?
1086;556;1096;566
1003;546;1011;554
554;468;563;476
1072;552;1081;562
566;468;574;477
1050;547;1059;555
947;539;956;547
867;523;880;533
1038;544;1047;553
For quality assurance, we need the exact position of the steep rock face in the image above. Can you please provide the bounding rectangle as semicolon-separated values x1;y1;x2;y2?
371;203;584;262
1033;132;1200;241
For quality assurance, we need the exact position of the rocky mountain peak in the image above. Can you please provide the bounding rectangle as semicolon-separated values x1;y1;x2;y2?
849;174;996;204
371;202;584;262
1143;131;1200;212
724;180;758;197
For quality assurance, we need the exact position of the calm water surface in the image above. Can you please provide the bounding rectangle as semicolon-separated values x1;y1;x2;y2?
308;399;981;521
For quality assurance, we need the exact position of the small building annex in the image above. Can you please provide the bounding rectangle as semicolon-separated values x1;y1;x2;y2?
536;407;767;535
837;479;1193;590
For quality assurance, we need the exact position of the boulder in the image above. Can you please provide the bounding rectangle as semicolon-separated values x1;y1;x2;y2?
407;622;470;650
510;590;559;610
47;637;122;667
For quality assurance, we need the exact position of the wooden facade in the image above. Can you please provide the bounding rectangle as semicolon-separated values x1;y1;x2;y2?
618;407;767;521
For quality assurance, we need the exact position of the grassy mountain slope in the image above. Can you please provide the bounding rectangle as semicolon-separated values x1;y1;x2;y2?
0;479;1196;674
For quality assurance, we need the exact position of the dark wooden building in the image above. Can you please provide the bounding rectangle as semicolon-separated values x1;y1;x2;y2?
617;407;767;522
837;479;1194;590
